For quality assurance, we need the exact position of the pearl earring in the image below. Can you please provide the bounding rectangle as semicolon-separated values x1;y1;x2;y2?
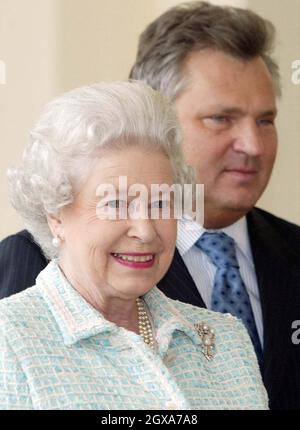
52;236;62;248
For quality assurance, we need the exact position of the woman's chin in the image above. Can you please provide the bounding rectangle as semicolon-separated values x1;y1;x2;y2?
110;278;157;298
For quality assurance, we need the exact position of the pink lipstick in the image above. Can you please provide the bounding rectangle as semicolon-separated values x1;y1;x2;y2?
111;253;155;269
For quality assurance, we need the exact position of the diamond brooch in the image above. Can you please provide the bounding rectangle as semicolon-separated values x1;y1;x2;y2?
194;322;215;361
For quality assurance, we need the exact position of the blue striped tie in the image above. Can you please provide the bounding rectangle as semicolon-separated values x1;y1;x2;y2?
196;231;263;367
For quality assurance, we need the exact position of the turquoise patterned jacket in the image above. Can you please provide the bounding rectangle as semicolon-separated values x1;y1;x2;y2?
0;261;268;410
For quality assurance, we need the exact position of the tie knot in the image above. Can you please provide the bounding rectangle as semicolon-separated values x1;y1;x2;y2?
196;231;239;269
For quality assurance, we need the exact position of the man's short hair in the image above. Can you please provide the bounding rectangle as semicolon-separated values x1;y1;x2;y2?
129;1;280;99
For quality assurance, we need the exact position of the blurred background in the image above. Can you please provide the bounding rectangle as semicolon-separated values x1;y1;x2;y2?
0;0;300;239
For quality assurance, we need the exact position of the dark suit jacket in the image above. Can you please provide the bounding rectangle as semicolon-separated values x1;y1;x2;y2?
1;207;300;409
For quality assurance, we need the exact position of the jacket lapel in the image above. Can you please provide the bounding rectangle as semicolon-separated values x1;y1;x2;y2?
247;208;300;408
157;248;206;308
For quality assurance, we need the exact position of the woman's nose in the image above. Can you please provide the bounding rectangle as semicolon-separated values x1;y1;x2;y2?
127;218;158;243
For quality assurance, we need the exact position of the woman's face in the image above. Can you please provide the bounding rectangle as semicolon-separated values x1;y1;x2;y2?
52;146;177;301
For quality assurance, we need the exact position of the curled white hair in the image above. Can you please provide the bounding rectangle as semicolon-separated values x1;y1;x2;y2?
8;81;193;259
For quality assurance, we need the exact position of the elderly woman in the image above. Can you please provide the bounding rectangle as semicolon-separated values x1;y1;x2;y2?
0;81;268;410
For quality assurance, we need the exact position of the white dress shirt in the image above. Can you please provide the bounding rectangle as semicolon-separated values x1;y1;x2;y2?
177;216;264;346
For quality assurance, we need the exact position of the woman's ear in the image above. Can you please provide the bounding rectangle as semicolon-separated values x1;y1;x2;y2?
47;212;64;240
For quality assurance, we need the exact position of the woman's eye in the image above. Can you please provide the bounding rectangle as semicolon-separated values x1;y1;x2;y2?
151;200;170;209
203;115;231;129
107;200;126;208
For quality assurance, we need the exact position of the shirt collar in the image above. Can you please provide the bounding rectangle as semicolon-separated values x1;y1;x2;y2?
177;216;253;265
37;261;203;352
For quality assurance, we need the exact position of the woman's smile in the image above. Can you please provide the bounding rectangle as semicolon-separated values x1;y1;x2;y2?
111;252;155;269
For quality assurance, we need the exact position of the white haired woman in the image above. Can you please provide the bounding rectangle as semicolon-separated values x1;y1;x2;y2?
0;81;268;410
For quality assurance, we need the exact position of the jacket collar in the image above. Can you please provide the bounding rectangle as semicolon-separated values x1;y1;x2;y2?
37;260;116;346
37;261;203;355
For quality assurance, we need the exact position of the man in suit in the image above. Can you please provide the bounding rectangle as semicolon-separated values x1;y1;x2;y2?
128;2;300;410
1;1;300;409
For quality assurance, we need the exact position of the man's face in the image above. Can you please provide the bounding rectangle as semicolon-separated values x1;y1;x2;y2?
175;49;278;227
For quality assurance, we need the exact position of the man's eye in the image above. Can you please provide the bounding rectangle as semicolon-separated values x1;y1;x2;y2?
257;118;274;126
209;115;228;123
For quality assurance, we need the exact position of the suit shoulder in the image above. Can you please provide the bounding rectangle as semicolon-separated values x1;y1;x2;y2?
251;208;300;239
0;230;42;252
0;230;48;299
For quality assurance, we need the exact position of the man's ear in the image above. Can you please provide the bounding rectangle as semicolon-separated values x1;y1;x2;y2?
47;212;64;240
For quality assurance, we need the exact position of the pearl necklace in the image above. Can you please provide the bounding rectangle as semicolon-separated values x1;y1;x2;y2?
136;298;155;350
